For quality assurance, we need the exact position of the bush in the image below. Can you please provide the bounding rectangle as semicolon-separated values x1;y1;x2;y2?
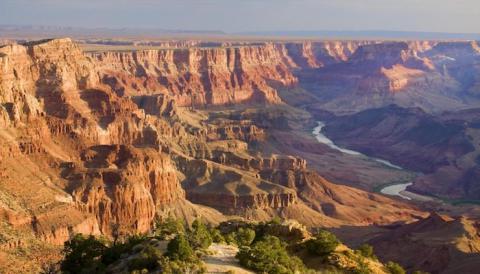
159;256;206;274
167;234;195;262
235;227;256;247
154;216;185;240
209;228;225;244
163;236;206;274
269;216;283;225
61;234;107;274
236;235;306;274
224;232;237;245
356;244;376;259
386;261;406;274
101;234;146;265
127;245;162;271
305;230;340;257
352;257;371;274
188;219;213;250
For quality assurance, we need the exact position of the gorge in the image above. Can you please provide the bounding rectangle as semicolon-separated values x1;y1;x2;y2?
0;37;479;273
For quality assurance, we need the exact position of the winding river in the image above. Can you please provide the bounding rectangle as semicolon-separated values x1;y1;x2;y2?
312;121;412;200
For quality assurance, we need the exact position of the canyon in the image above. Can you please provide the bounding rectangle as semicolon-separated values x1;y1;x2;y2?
0;37;479;273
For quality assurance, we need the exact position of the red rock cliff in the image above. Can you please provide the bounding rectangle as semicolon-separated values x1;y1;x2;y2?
88;43;298;106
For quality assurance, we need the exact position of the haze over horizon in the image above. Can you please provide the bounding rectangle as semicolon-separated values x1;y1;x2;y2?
1;0;479;34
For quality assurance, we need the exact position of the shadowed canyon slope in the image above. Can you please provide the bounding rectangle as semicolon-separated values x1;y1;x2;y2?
369;213;480;274
322;105;480;200
0;38;480;272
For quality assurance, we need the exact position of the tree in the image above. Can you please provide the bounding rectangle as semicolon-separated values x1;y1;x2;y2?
209;228;225;243
61;234;107;274
101;234;147;265
188;219;212;250
235;227;256;247
127;245;163;272
164;234;206;273
386;261;406;274
154;216;185;240
236;235;306;274
305;230;340;257
167;234;195;262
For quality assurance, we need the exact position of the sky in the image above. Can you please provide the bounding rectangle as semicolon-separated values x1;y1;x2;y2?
0;0;479;33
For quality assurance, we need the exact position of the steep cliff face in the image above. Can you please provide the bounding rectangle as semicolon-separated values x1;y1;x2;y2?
316;41;442;94
285;41;368;69
65;145;184;235
88;43;298;106
0;39;188;244
294;40;480;114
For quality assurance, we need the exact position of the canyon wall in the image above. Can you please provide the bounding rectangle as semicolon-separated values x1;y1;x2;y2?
4;37;479;253
87;44;298;106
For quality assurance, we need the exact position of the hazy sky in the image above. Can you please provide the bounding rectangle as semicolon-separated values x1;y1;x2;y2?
1;0;479;33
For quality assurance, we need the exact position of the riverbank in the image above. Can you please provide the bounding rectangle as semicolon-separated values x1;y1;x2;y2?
312;121;419;201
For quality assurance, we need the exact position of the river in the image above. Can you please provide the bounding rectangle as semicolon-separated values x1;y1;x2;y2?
312;121;412;200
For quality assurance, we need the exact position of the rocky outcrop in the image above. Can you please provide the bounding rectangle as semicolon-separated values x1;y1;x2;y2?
205;121;266;143
285;41;368;68
175;155;298;214
33;207;101;245
65;145;184;235
132;94;177;117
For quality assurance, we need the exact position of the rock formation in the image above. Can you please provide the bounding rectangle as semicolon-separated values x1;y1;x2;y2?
88;43;298;106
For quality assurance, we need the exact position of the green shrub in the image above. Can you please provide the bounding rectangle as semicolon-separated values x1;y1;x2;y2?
101;234;146;265
224;232;237;245
236;235;306;274
127;245;162;272
61;234;107;274
235;227;256;247
167;234;195;262
386;261;406;274
352;257;371;274
269;216;283;225
188;219;213;250
159;256;206;274
154;216;185;240
209;228;225;243
305;230;340;257
356;244;376;259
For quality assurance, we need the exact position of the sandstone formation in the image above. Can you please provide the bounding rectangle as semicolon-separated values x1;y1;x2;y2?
87;44;297;106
